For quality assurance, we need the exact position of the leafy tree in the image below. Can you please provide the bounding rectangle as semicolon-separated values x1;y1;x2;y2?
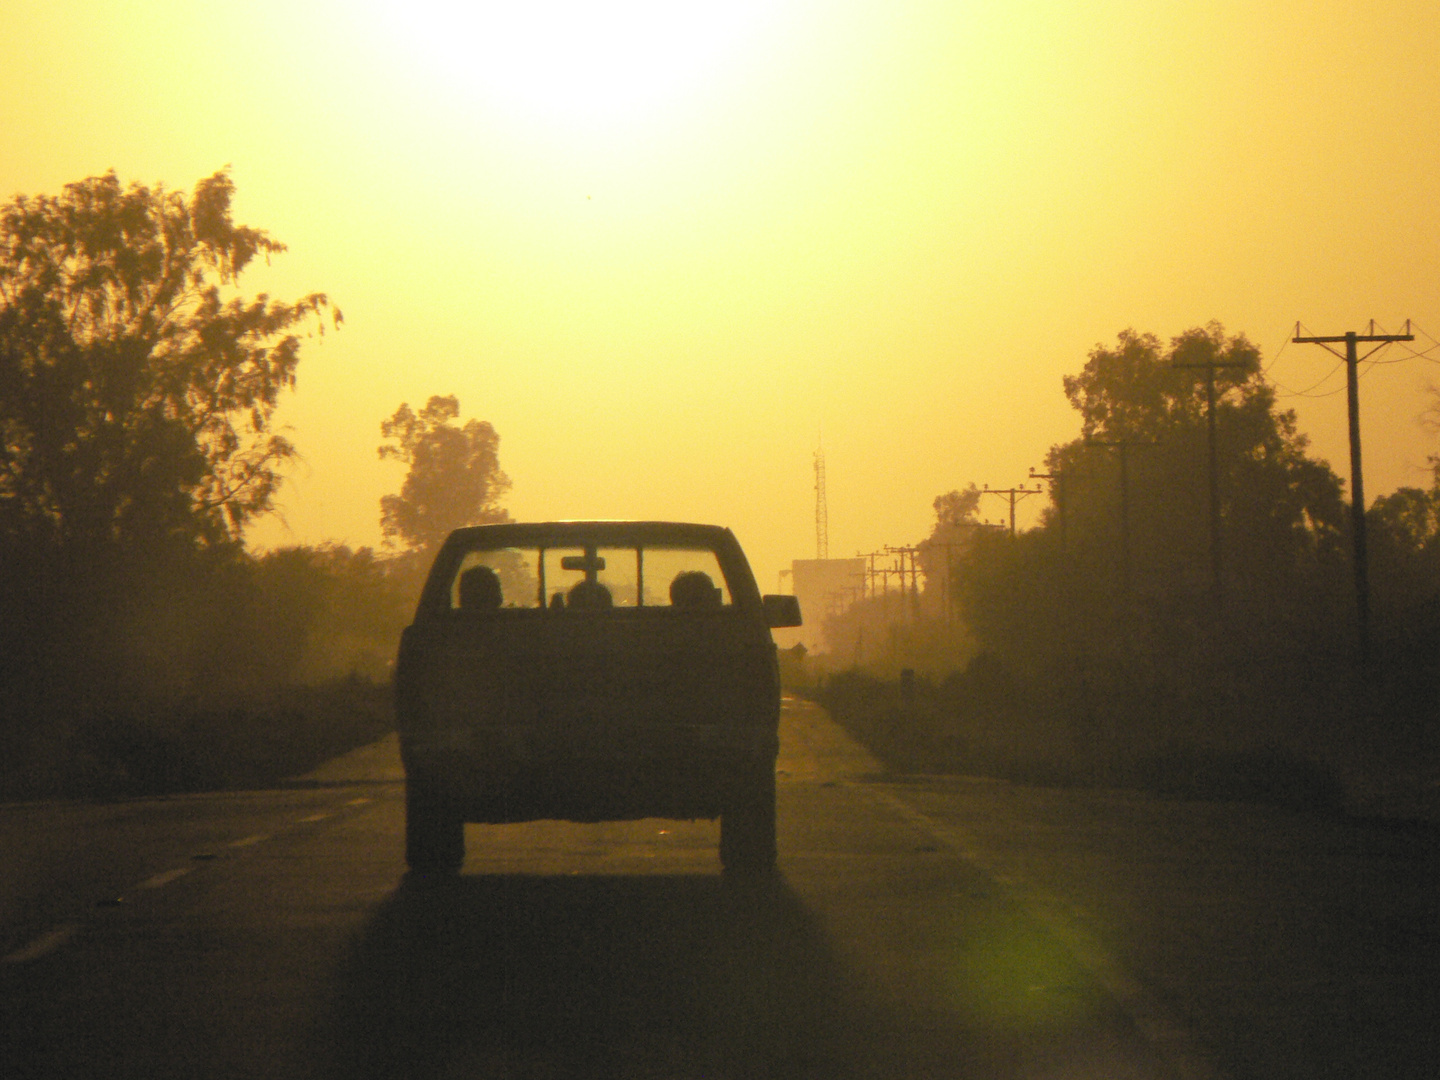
1367;394;1440;655
916;484;984;620
0;169;339;548
936;324;1353;743
1063;325;1257;441
1368;468;1440;625
932;486;982;528
378;395;511;554
1369;482;1440;556
247;543;417;684
1050;322;1344;610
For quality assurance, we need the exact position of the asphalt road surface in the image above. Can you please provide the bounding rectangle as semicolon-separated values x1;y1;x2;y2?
2;697;1434;1079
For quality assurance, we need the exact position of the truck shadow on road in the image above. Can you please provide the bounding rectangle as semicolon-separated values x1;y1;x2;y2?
321;871;982;1080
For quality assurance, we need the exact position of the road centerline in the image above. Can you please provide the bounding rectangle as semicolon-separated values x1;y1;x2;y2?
137;867;193;890
3;923;81;964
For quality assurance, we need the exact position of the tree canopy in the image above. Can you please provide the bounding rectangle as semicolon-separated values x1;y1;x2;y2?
0;169;338;549
1046;322;1345;606
926;323;1353;710
932;485;982;528
378;394;511;554
1063;324;1257;440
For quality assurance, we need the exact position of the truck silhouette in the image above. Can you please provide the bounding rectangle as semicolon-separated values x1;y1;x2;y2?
395;521;802;874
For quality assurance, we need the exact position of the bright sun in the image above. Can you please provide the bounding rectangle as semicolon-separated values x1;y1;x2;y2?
376;1;773;130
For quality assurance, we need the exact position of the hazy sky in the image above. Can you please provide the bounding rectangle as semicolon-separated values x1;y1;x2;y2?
5;0;1439;589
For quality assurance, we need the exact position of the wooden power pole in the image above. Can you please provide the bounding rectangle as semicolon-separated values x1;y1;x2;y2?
1292;321;1414;668
1172;352;1251;619
1084;437;1158;598
980;484;1044;537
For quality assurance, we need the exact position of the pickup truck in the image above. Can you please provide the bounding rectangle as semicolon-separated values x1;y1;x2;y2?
394;521;802;874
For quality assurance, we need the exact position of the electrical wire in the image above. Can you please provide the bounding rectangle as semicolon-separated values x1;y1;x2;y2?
1260;325;1292;377
1280;321;1440;394
1273;359;1347;398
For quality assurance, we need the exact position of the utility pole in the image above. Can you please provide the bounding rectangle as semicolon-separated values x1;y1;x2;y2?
1172;352;1251;618
928;540;964;623
1292;321;1414;669
1085;437;1158;597
861;549;895;599
1028;467;1064;553
924;523;1001;623
860;546;925;623
886;545;921;620
980;484;1044;536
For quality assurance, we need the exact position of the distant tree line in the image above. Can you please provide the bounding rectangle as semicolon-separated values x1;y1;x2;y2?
0;171;510;796
814;324;1438;807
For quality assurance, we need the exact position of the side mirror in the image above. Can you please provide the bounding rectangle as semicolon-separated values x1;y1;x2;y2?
762;594;802;628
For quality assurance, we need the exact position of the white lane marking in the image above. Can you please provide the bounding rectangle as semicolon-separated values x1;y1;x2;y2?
4;923;81;964
138;867;193;890
3;797;374;968
856;783;1220;1080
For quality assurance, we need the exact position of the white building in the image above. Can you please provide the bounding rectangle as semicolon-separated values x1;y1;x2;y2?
772;557;866;655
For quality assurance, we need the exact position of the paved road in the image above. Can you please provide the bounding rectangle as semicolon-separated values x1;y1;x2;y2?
1;698;1433;1078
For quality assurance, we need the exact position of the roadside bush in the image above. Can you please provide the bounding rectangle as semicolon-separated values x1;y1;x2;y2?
807;656;1357;813
0;539;415;801
0;677;393;800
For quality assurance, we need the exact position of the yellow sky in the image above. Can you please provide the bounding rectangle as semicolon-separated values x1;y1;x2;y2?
5;0;1440;589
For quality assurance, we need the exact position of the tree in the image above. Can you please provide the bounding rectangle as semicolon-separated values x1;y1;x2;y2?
1062;325;1256;442
0;169;338;548
934;324;1353;743
1370;485;1440;555
916;484;984;620
378;395;511;554
932;486;982;528
1051;322;1344;608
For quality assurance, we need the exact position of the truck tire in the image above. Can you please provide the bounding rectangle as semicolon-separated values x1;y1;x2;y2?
719;763;777;874
405;781;464;874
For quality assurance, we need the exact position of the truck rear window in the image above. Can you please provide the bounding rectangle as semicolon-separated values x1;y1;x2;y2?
447;544;732;611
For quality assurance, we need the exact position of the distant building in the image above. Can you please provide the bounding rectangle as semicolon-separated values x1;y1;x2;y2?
774;558;866;654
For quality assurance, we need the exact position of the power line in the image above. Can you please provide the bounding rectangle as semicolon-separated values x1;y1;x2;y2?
1272;362;1349;398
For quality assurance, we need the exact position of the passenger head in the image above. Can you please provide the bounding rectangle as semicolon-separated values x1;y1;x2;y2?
566;579;613;610
670;570;720;609
458;565;502;610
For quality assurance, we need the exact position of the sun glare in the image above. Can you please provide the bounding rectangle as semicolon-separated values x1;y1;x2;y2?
375;1;773;130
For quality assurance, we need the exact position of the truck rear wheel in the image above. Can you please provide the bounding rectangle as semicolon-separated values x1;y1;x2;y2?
405;781;464;874
720;764;777;874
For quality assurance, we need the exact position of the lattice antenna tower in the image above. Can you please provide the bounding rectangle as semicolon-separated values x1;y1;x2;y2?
813;445;829;560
